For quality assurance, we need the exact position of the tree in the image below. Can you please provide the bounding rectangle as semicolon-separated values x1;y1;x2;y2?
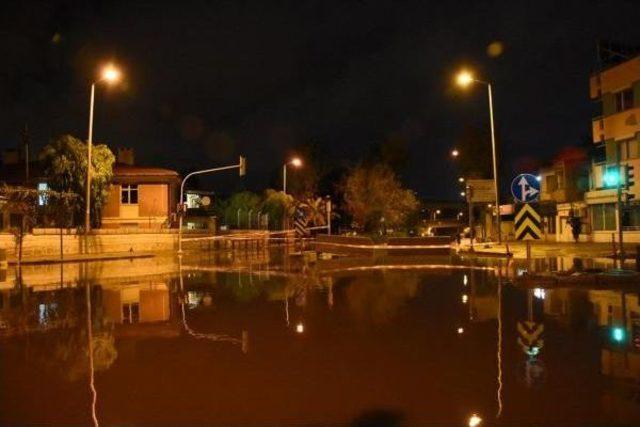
261;189;295;230
341;164;419;232
223;191;260;228
0;185;76;273
0;185;38;269
40;135;115;228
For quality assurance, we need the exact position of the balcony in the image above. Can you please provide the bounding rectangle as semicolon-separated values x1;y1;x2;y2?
592;107;640;143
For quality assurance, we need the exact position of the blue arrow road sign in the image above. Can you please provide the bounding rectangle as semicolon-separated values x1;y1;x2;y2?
511;174;540;203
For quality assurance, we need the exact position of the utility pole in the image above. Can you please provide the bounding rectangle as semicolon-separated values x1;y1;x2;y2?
22;124;30;183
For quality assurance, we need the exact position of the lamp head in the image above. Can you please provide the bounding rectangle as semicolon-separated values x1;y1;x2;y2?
290;157;302;168
101;64;121;83
456;70;474;88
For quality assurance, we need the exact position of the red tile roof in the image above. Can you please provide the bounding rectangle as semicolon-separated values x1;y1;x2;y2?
113;164;179;177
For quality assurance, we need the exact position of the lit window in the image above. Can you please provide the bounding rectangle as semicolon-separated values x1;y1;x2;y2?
37;182;49;206
121;184;138;204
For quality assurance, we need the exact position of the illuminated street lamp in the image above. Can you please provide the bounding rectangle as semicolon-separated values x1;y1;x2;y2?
458;177;465;183
283;157;303;194
451;148;460;158
85;64;122;236
455;69;502;243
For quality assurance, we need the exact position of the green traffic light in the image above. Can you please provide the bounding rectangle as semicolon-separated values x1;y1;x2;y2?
603;171;620;187
611;327;626;343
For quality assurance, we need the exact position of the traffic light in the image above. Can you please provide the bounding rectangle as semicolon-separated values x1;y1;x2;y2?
603;169;621;187
611;326;626;344
239;156;246;177
625;164;635;189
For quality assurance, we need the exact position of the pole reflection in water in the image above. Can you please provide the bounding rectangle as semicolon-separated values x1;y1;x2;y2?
496;261;504;419
85;279;99;427
178;255;247;352
285;294;290;327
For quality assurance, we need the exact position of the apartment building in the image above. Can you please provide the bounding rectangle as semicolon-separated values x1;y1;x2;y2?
584;52;640;242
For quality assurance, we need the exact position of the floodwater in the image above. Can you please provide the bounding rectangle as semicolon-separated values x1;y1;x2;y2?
1;250;639;426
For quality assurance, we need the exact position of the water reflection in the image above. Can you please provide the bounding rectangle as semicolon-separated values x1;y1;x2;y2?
1;251;639;425
178;255;247;352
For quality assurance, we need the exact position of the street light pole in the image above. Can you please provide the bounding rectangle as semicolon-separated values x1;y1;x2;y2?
282;157;302;195
455;70;502;243
487;83;502;243
85;83;95;237
84;64;122;240
283;163;287;194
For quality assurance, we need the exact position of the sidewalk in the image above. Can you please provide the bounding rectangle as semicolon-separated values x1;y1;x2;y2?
8;251;155;265
457;240;634;259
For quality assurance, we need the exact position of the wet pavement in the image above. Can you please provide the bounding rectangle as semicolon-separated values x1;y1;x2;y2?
1;250;639;426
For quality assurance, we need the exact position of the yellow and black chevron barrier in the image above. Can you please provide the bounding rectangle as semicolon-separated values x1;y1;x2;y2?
514;203;542;240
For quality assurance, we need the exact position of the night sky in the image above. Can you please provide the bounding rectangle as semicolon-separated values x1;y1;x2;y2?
2;0;640;199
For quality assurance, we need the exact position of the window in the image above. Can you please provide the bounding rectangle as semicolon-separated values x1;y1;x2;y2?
615;88;634;112
593;143;606;163
122;303;140;324
545;175;558;192
622;203;640;230
591;203;616;231
37;182;49;206
617;139;638;161
121;184;138;204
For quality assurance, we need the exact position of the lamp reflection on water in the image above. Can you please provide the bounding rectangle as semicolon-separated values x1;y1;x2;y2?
85;280;99;427
468;413;482;427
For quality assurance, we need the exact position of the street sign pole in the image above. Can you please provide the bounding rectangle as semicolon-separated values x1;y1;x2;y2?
617;161;625;266
467;184;474;250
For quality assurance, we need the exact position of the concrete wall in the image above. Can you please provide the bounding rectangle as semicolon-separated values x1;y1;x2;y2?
0;229;210;258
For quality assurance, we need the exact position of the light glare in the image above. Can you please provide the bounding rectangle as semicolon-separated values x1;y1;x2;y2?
456;70;474;87
101;64;121;83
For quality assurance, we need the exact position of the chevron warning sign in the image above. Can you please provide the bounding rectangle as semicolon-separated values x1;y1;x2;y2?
517;321;544;357
514;203;542;240
294;207;309;237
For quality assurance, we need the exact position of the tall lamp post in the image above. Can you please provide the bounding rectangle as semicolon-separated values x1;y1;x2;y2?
85;64;122;236
455;70;502;243
283;157;302;194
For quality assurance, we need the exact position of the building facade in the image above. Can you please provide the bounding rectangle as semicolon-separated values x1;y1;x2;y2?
0;146;179;230
585;54;640;242
101;149;180;229
538;153;589;242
